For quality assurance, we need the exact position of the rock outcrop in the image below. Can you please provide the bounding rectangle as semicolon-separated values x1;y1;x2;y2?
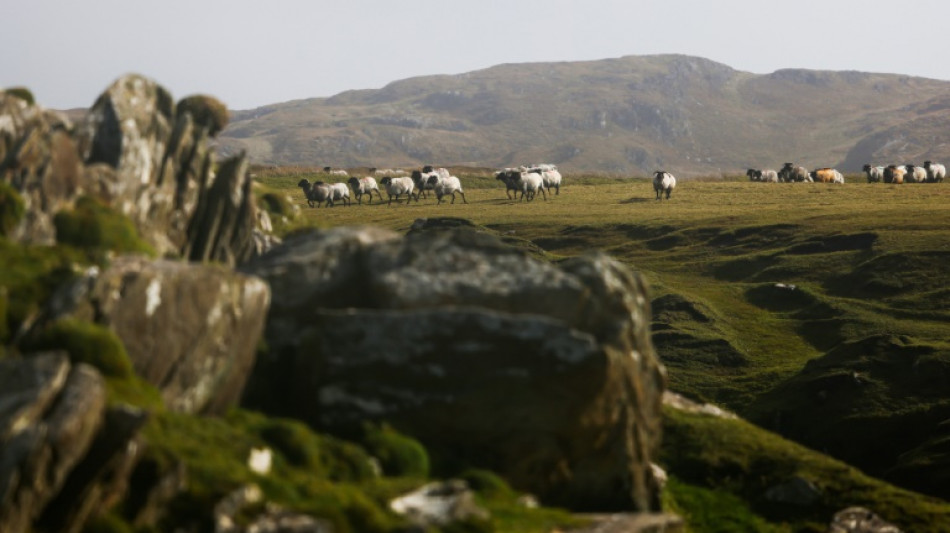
0;353;146;533
0;75;273;265
243;224;667;512
43;255;271;414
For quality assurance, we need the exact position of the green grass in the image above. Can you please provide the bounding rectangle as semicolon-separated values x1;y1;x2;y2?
251;170;950;518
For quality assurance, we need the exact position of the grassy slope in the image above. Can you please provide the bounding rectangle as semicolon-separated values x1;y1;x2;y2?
255;170;950;529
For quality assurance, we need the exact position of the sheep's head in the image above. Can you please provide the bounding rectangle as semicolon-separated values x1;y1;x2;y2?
297;179;310;189
380;177;392;185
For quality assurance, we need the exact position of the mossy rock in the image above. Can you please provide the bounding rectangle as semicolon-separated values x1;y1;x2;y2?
361;423;430;478
176;94;229;137
24;318;133;378
0;182;25;237
4;86;35;106
54;196;155;255
0;239;82;338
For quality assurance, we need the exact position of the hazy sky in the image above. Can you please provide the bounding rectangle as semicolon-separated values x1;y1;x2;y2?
6;0;949;110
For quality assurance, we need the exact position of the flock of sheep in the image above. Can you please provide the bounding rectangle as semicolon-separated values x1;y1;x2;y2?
296;164;565;207
747;161;947;184
295;158;946;209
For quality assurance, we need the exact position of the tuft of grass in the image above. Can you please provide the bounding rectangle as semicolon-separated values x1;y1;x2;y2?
4;86;35;105
361;423;430;478
54;196;155;256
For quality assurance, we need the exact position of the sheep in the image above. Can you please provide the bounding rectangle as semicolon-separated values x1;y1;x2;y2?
813;168;843;183
430;175;467;204
348;176;384;204
833;169;845;184
884;165;906;184
379;176;417;205
863;164;884;183
328;182;351;206
923;161;946;183
322;166;349;177
516;171;547;202
495;170;521;199
747;168;778;182
779;163;810;182
653;171;676;200
526;166;562;195
297;179;332;208
904;164;928;183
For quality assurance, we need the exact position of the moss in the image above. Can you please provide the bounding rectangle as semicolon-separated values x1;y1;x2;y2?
176;94;229;137
23;319;133;378
0;182;25;237
459;469;515;499
54;196;154;256
4;86;35;106
0;239;82;338
361;423;430;478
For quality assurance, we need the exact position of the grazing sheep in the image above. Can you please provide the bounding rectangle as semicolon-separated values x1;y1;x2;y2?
653;171;676;200
297;179;332;208
495;170;521;199
328;182;351;206
904;164;928;183
924;161;946;182
833;169;845;184
746;168;761;182
348;176;384;204
863;164;884;183
379;176;417;205
884;165;906;184
430;175;468;204
779;163;810;182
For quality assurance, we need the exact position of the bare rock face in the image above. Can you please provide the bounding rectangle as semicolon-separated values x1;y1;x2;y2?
0;353;146;533
46;255;271;414
244;225;667;512
829;507;903;533
0;92;84;243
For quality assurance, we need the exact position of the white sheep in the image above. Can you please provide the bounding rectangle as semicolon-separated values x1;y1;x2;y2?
863;164;884;183
328;182;351;206
431;175;467;204
517;171;546;202
348;176;384;204
526;166;562;195
379;176;417;205
924;161;946;182
653;171;676;200
904;164;928;183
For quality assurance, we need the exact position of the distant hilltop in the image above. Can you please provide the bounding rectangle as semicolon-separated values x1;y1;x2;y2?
215;54;950;175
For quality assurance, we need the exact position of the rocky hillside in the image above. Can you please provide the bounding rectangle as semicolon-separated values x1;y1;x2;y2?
217;54;950;175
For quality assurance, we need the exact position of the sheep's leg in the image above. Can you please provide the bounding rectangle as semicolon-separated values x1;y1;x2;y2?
540;187;547;201
459;191;467;204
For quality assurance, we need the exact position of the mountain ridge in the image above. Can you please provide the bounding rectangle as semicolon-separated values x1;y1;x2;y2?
217;54;950;175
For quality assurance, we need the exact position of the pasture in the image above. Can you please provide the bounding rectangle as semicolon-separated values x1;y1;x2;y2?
255;170;950;529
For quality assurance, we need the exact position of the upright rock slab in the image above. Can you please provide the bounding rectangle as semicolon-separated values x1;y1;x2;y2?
244;225;666;512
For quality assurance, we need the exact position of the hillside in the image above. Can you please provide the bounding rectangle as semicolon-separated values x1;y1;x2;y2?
218;54;950;175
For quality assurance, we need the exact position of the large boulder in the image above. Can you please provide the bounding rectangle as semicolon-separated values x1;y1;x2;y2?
45;255;271;414
0;353;146;533
243;225;666;512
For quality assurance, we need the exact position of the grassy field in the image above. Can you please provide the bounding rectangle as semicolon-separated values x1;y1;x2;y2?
254;169;950;529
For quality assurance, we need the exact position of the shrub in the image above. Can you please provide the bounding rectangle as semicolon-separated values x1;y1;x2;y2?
361;423;430;478
176;95;229;137
25;319;133;378
5;86;35;106
0;182;25;237
54;196;154;255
